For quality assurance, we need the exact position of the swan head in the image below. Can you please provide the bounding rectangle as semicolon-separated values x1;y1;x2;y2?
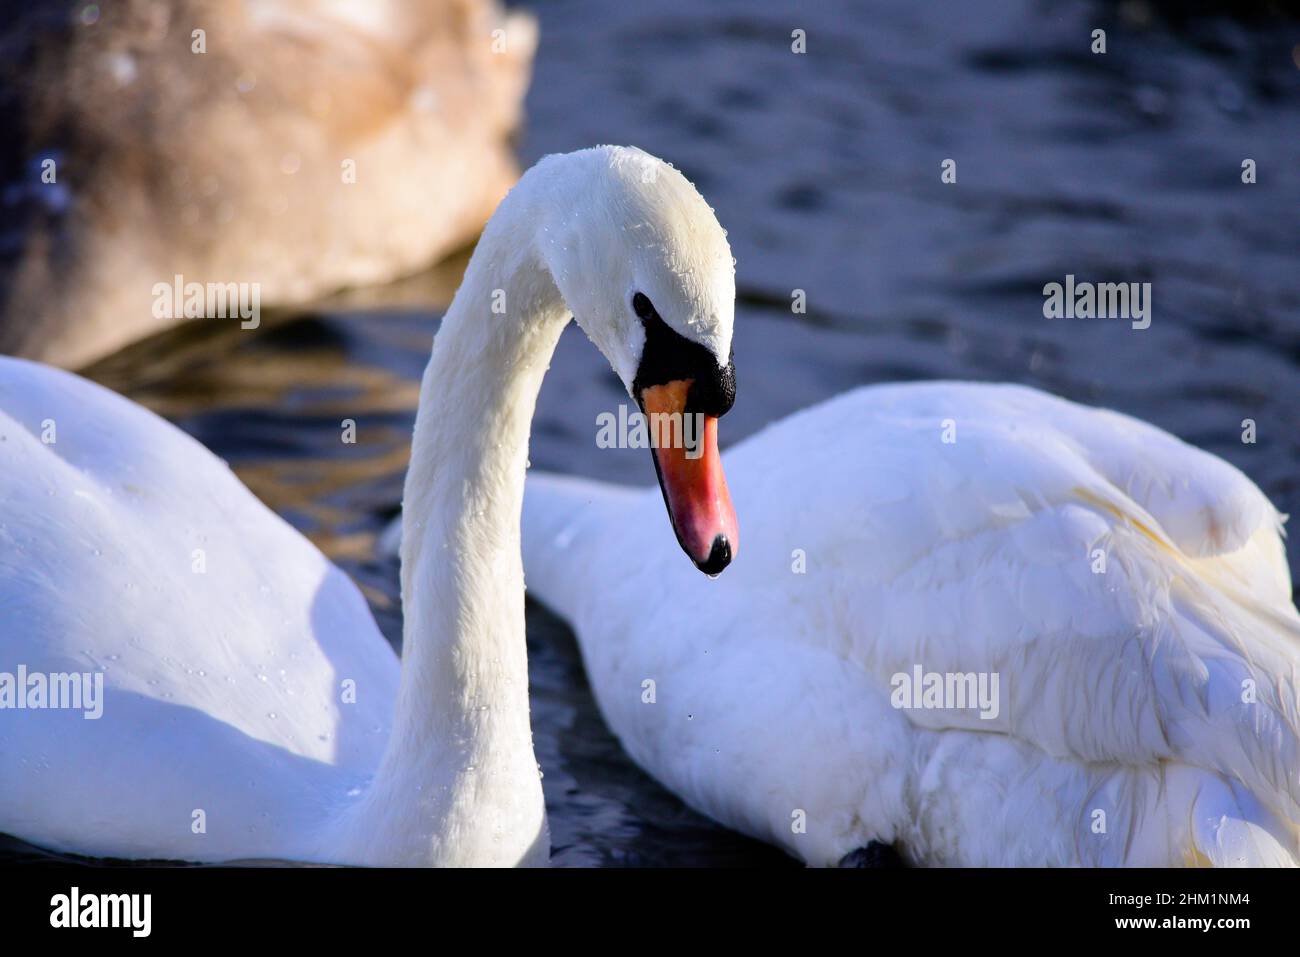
531;146;738;575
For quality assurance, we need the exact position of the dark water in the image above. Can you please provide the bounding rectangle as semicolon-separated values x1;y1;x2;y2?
3;0;1298;866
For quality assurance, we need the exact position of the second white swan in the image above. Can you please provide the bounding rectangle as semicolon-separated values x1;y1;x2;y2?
523;381;1300;866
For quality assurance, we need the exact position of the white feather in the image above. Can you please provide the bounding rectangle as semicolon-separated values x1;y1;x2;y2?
0;145;737;865
522;381;1300;866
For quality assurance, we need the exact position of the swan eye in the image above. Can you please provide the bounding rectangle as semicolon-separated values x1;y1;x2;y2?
632;292;656;321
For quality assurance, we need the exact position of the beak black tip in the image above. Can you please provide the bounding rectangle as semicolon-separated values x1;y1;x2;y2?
695;534;732;577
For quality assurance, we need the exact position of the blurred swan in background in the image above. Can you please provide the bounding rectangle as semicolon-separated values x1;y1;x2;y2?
0;146;739;865
523;383;1300;867
0;0;536;367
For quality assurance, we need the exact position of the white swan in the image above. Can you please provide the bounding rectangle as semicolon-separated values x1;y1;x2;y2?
0;146;740;865
523;382;1300;866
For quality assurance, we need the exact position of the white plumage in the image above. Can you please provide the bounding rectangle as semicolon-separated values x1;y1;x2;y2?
0;357;398;862
522;381;1300;866
0;145;740;865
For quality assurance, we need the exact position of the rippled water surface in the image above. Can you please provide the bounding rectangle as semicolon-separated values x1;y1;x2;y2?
3;0;1298;866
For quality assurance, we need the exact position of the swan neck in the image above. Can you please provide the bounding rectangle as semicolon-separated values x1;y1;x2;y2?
356;187;568;865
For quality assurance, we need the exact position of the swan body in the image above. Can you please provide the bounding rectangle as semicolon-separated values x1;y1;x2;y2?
0;145;739;864
0;357;403;862
523;381;1300;866
0;0;536;367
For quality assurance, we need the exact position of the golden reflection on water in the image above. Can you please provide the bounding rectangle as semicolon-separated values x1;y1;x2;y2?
81;249;472;567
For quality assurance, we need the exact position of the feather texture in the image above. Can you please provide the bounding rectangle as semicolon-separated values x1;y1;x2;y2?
522;382;1300;866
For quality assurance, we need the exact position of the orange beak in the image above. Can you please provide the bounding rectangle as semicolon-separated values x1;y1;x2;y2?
640;379;738;575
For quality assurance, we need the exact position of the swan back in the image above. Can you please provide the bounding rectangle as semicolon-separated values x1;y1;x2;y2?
0;357;396;861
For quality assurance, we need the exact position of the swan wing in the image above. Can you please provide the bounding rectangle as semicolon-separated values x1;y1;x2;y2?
0;358;396;860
